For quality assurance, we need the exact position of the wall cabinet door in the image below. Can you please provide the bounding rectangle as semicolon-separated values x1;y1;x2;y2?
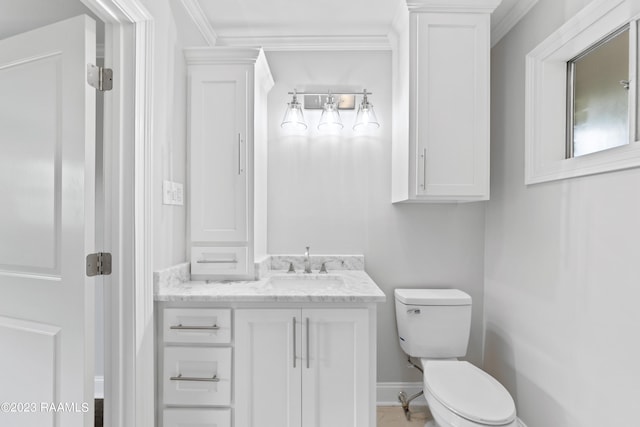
302;309;370;427
235;308;370;427
235;309;302;427
412;12;489;200
190;65;248;243
391;3;495;203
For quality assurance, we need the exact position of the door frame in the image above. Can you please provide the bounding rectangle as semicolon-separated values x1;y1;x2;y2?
81;1;154;426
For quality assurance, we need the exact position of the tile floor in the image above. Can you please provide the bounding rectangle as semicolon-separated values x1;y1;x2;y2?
377;405;433;426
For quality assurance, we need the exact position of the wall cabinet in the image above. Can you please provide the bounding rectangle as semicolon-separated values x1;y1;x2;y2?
186;48;273;279
234;308;372;427
391;0;500;202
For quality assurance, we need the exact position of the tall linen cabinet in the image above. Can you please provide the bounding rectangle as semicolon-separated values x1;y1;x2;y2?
186;48;273;280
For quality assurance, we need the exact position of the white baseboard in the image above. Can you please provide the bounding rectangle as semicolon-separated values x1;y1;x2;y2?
95;376;104;399
377;382;427;407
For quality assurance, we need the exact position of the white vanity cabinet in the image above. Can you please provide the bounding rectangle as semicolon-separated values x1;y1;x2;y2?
390;0;500;202
186;48;273;279
234;307;374;427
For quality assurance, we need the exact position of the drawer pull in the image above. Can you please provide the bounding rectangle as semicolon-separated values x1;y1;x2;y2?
196;260;239;264
170;373;220;382
170;324;220;330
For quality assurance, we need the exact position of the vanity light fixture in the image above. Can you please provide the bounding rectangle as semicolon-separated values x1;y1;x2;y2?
280;89;308;130
353;90;379;130
317;92;343;131
281;89;378;132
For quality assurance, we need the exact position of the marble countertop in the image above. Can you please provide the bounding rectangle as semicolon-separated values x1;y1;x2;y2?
155;269;386;303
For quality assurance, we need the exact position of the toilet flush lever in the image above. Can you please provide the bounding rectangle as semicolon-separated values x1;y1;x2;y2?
407;308;421;314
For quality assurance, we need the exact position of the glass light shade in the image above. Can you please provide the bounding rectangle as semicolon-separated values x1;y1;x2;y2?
317;98;343;131
281;100;307;130
353;98;380;131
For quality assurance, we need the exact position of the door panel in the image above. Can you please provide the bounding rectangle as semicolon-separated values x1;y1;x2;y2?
0;15;96;427
414;13;489;197
0;52;61;274
190;66;248;243
235;309;301;427
302;309;370;427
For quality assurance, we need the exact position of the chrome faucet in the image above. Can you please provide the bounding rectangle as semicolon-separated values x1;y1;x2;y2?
304;246;312;274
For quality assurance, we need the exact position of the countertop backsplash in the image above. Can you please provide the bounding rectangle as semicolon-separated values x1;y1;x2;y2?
154;255;365;292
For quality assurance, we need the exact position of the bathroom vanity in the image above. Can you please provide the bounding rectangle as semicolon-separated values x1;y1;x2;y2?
154;257;385;427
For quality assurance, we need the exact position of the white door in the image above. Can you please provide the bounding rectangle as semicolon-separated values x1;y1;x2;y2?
0;15;96;427
302;309;370;427
235;309;301;427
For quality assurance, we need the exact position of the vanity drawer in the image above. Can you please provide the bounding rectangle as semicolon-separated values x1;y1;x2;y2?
191;246;248;276
163;408;231;427
164;347;232;406
163;308;231;344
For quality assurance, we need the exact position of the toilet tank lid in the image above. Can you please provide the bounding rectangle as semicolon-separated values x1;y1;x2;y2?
394;289;471;305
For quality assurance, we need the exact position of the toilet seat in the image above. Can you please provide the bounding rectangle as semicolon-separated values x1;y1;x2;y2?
423;360;516;426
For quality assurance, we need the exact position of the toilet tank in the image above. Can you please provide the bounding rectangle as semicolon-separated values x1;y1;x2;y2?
395;289;472;358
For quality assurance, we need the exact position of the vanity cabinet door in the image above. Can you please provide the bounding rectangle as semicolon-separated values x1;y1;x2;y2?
235;309;302;427
301;308;370;427
235;308;372;427
189;65;249;244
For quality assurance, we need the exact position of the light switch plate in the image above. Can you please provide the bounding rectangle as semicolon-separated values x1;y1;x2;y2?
162;180;184;206
174;182;184;205
163;180;173;205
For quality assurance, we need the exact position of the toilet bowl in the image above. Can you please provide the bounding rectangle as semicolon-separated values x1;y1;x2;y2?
422;360;517;427
394;289;520;427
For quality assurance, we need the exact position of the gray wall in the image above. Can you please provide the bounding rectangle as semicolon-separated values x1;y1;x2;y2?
486;0;640;425
265;50;487;382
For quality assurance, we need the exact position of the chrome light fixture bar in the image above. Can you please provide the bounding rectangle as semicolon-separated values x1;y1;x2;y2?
281;89;379;132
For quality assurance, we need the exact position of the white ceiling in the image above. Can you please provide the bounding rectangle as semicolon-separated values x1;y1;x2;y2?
174;0;538;48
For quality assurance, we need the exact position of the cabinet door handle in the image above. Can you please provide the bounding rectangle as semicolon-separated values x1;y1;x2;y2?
293;317;297;368
238;133;243;175
170;374;220;382
170;324;220;330
306;317;310;369
421;148;427;189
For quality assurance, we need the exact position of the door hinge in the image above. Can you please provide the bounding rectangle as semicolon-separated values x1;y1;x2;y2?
87;64;113;91
86;252;112;277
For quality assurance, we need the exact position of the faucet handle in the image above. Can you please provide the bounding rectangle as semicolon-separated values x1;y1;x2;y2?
287;262;296;273
319;262;328;274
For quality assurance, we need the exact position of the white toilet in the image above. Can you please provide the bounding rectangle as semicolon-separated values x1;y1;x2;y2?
395;288;519;427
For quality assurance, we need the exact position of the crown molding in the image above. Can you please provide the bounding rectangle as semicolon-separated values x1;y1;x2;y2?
405;0;502;13
491;0;538;46
215;35;392;51
184;47;264;64
178;0;217;46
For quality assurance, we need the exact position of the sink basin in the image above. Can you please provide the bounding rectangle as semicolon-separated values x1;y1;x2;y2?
265;274;345;291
